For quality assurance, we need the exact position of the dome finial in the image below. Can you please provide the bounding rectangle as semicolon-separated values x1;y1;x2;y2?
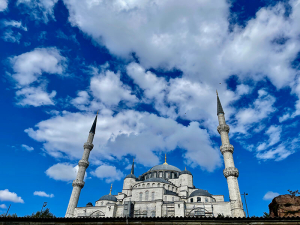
163;153;168;165
109;184;112;195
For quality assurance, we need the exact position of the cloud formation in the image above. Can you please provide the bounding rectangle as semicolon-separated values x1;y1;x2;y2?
91;164;124;183
33;191;54;198
45;163;85;182
21;144;34;151
263;191;280;200
0;189;24;203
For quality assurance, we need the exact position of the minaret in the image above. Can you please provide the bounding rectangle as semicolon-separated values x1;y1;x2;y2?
65;112;98;217
131;158;134;175
216;91;245;217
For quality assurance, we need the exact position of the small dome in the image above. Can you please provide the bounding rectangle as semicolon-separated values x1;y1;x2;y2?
148;164;181;172
86;202;93;207
98;194;117;202
180;170;192;175
189;189;212;198
125;174;136;179
143;177;170;184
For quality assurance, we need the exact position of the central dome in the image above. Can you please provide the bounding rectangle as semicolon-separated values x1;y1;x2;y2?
148;164;181;172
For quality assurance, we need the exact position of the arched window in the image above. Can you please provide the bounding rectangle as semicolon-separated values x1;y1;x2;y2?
190;198;193;202
145;191;149;201
159;172;163;177
158;183;160;187
164;196;167;201
139;192;143;201
101;202;103;206
166;172;169;178
205;198;208;202
152;192;155;200
154;173;157;178
197;197;201;202
147;183;150;187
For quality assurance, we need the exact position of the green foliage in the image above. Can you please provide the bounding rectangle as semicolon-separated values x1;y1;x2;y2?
263;212;270;218
26;208;56;218
0;213;18;217
287;189;299;197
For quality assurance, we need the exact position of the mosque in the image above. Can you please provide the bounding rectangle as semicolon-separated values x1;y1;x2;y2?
65;93;246;218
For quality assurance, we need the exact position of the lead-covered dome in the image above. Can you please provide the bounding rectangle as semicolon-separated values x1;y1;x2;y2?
98;194;117;202
189;189;212;197
148;164;181;172
125;174;136;179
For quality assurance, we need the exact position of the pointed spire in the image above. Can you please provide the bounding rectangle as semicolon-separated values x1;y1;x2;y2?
185;166;187;171
131;158;134;175
109;184;112;195
89;111;99;134
216;90;224;115
163;154;168;165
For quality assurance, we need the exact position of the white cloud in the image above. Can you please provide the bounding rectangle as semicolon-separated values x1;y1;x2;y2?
0;189;24;203
9;48;66;107
90;69;138;106
232;90;276;134
265;125;282;146
263;191;280;200
26;110;222;171
2;20;27;31
10;48;66;86
16;86;56;106
0;0;8;12
91;164;124;183
33;191;54;198
0;204;7;209
45;163;86;181
2;29;22;43
21;144;34;151
256;144;293;161
17;0;58;23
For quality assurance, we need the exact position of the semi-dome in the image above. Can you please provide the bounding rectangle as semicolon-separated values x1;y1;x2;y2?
125;174;136;179
148;164;181;172
189;189;212;198
143;177;170;184
98;194;117;202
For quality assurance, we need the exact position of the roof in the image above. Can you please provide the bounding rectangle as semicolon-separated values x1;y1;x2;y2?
148;164;181;172
189;189;212;197
89;114;98;134
165;190;178;196
125;174;136;179
98;194;117;202
143;177;170;184
86;202;93;207
217;94;224;115
180;170;192;175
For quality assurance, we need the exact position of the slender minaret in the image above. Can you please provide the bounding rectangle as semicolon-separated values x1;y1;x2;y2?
216;91;245;217
65;112;98;217
131;158;134;174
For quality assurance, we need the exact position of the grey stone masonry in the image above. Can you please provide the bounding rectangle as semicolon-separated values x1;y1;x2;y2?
217;94;245;218
65;118;96;218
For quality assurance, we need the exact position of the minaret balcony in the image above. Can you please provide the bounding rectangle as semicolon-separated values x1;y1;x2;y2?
223;167;239;178
220;144;234;154
78;159;89;168
217;124;230;134
72;180;85;188
83;142;94;150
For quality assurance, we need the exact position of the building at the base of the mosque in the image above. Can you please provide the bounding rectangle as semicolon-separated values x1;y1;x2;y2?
65;92;246;218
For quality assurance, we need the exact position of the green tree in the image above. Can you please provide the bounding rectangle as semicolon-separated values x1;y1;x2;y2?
26;208;56;218
263;212;270;218
0;213;18;217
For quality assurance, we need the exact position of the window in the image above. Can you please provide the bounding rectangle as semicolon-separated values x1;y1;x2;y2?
101;202;103;206
139;192;143;201
145;191;149;201
205;198;208;202
152;192;155;200
166;172;169;178
158;183;160;187
197;197;201;202
172;197;174;202
164;196;167;201
190;198;193;203
151;211;156;217
154;173;157;178
147;183;150;187
159;172;163;177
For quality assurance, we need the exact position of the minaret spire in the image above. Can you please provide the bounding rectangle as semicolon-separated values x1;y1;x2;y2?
216;93;245;217
65;112;98;218
216;90;224;115
131;158;134;175
109;184;112;195
163;153;168;165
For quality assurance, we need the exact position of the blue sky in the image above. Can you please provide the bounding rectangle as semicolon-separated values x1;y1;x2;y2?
0;0;300;218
